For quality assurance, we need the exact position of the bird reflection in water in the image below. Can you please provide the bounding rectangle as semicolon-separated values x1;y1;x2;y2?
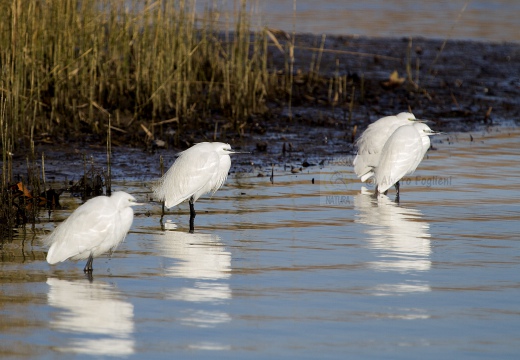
46;278;134;356
354;189;431;296
156;231;232;329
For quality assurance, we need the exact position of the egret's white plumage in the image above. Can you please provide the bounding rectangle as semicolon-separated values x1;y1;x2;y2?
153;142;241;232
354;112;417;182
374;122;435;194
153;142;232;209
45;191;140;272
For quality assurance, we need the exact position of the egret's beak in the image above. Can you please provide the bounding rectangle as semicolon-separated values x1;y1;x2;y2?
415;118;434;124
228;149;250;154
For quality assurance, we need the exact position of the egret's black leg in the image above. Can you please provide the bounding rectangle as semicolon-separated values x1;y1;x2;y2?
160;200;165;222
394;181;401;203
373;186;379;198
85;271;94;282
84;254;94;273
189;198;196;233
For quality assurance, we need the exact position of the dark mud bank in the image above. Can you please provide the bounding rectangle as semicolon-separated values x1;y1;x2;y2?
7;36;520;182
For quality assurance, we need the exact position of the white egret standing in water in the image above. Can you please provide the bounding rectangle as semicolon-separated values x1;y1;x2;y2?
354;112;438;199
373;122;437;198
153;142;246;233
45;191;141;273
353;112;418;182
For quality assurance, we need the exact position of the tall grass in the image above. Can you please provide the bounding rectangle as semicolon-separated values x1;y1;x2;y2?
0;0;273;147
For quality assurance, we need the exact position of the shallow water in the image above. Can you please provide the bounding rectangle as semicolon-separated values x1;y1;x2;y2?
1;127;520;359
195;0;520;43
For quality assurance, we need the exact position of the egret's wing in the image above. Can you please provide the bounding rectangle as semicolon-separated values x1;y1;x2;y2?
45;197;117;264
375;125;423;193
154;149;220;208
207;155;231;195
413;123;433;170
354;116;411;180
353;153;378;181
356;117;401;151
354;125;386;180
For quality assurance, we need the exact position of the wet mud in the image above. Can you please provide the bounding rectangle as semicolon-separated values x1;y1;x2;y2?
24;35;519;148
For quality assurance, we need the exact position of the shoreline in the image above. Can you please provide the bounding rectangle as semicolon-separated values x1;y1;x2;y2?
2;35;520;184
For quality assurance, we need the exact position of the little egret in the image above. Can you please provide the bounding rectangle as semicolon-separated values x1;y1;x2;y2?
373;122;437;198
45;191;141;273
354;112;418;182
153;142;245;233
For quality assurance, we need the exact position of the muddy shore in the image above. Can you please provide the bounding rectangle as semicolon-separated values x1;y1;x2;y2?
6;35;520;184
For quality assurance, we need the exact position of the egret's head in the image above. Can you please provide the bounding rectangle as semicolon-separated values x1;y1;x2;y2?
396;112;434;124
413;122;438;136
220;143;232;152
396;112;416;122
111;191;143;208
213;143;232;156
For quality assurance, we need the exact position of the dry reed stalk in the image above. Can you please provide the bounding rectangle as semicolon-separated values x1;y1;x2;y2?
1;0;273;147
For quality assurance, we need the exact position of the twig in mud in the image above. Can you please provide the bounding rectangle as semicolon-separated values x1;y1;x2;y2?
42;152;49;217
214;121;219;142
107;125;127;133
153;118;179;127
450;91;460;109
484;107;493;123
348;86;355;124
351;125;358;144
141;124;153;140
265;28;286;55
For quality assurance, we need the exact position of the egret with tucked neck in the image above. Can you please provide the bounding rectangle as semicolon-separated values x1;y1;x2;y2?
153;142;247;232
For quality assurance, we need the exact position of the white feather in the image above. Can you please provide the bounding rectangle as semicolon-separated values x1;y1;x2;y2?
374;122;433;193
45;191;138;265
153;142;233;209
354;112;417;181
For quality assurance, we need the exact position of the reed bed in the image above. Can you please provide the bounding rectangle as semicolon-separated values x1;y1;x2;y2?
0;0;276;147
0;0;279;236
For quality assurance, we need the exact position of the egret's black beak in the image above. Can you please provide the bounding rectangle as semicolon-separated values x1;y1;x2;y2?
228;149;250;154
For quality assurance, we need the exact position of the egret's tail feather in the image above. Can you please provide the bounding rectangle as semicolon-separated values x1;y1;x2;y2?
360;172;374;182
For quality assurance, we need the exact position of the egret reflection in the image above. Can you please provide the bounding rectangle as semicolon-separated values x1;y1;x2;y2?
46;278;134;356
157;231;231;282
354;189;431;295
180;309;232;328
156;231;232;329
